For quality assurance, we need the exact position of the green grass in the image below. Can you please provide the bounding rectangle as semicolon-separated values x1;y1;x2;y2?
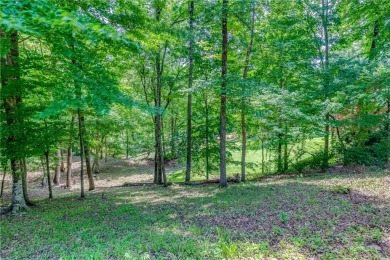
1;171;389;259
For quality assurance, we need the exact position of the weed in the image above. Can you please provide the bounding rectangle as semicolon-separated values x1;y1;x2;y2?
279;212;289;224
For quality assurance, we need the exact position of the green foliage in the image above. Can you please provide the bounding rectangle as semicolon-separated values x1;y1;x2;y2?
279;212;289;224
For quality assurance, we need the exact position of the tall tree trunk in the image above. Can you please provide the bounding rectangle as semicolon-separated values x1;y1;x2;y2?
322;0;330;169
170;116;176;157
1;30;28;213
66;147;72;189
126;129;129;159
370;19;379;59
21;158;34;205
261;139;265;175
41;156;47;187
240;3;256;182
84;143;95;190
153;21;166;185
186;0;195;183
11;160;27;213
283;131;288;172
66;115;74;189
81;114;95;191
104;136;108;162
53;149;61;185
92;157;100;174
205;96;210;181
219;0;229;188
44;151;53;199
77;109;85;199
0;166;7;198
277;133;283;173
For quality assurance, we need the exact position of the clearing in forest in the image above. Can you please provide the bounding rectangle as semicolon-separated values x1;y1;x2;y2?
1;167;389;259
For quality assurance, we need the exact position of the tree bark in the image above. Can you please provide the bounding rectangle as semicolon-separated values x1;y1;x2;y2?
1;30;28;213
205;95;210;181
92;157;100;174
66;147;72;189
322;0;330;169
152;22;166;185
84;144;95;190
77;109;85;199
21;158;34;206
44;151;53;199
126;129;129;159
277;133;283;173
283;130;288;172
241;3;256;182
53;149;61;185
104;136;108;162
219;0;229;188
0;166;7;198
186;0;195;183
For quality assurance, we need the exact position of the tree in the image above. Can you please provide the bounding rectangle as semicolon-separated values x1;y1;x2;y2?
219;0;229;188
1;30;28;213
185;0;195;183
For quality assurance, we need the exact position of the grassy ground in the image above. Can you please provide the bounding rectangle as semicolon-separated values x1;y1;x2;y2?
1;169;389;259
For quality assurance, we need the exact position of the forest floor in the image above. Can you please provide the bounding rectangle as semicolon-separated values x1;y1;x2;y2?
1;157;390;259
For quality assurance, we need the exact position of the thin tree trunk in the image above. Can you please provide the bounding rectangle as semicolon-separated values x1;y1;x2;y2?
219;0;229;188
370;19;379;59
283;132;288;172
53;149;61;185
100;136;104;159
78;109;85;199
126;129;129;159
186;0;195;183
205;96;210;181
0;166;7;198
44;151;53;199
84;143;95;190
171;116;176;157
41;156;47;187
104;136;108;162
92;157;100;174
66;147;72;189
241;3;256;182
277;133;283;173
261;139;265;175
322;0;330;169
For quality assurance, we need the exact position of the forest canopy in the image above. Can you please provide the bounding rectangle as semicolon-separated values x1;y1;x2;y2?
0;0;389;214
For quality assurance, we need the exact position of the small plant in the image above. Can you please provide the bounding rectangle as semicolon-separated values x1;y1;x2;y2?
220;242;238;258
371;228;382;242
279;212;289;224
272;225;285;235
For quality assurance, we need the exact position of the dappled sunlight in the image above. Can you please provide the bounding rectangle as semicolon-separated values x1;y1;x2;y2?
301;172;390;207
113;185;219;205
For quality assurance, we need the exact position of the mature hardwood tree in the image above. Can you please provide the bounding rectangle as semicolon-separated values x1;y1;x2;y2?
53;149;61;185
220;0;229;188
240;2;256;182
186;0;195;183
1;30;28;213
321;0;331;169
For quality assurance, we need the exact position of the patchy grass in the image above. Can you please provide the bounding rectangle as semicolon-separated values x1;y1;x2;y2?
1;171;389;259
